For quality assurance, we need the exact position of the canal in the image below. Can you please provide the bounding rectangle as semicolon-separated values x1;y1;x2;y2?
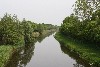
5;33;90;67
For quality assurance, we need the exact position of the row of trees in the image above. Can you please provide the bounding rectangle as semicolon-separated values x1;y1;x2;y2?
60;0;100;45
0;13;57;45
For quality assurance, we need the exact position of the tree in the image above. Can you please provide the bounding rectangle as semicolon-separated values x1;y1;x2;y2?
21;19;33;44
74;0;100;20
0;13;24;45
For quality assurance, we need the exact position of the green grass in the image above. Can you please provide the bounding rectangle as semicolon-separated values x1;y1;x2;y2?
0;44;24;67
55;32;100;67
0;45;13;67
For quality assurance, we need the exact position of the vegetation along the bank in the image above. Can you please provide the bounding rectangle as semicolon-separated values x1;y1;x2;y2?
0;13;58;67
60;0;100;45
55;33;100;67
55;0;100;66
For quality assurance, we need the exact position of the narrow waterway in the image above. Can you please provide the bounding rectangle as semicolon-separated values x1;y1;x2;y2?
6;33;90;67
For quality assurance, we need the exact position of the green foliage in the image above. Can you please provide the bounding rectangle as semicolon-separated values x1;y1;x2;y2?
35;23;58;34
0;45;12;67
60;14;100;45
60;0;100;46
0;14;24;45
0;13;58;45
0;13;58;67
74;0;100;20
21;19;34;43
60;14;79;36
58;1;100;65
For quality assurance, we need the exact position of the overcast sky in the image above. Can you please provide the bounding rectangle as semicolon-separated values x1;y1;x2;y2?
0;0;76;25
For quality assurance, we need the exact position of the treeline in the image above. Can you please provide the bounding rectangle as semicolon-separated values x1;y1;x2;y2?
60;0;100;45
0;13;58;45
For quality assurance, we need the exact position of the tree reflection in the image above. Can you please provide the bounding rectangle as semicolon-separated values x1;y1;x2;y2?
5;31;55;67
5;43;35;67
60;44;91;67
37;32;54;43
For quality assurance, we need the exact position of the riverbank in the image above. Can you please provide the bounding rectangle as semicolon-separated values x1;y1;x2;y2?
0;30;56;67
4;30;56;67
0;44;23;67
55;32;100;67
0;45;12;67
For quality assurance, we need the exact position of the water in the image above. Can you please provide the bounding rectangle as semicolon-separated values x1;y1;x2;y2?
5;33;90;67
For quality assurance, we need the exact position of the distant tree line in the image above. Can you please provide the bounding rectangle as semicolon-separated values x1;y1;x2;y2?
60;0;100;46
0;13;58;45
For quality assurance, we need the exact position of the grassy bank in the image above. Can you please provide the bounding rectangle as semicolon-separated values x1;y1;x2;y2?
0;45;12;67
0;44;24;67
0;13;58;67
55;32;100;67
0;30;56;67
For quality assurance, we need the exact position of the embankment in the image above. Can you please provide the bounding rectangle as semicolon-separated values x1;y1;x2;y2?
0;29;56;67
55;32;100;67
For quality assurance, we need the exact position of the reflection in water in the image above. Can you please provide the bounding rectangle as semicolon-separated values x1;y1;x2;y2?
5;32;91;67
37;32;53;43
5;43;35;67
5;32;54;67
60;45;91;67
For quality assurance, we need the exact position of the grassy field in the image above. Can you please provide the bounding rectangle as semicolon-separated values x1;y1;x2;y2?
55;32;100;67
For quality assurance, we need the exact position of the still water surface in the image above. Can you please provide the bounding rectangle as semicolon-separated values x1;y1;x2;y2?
6;33;90;67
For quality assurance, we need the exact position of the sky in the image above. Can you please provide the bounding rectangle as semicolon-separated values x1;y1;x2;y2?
0;0;76;26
